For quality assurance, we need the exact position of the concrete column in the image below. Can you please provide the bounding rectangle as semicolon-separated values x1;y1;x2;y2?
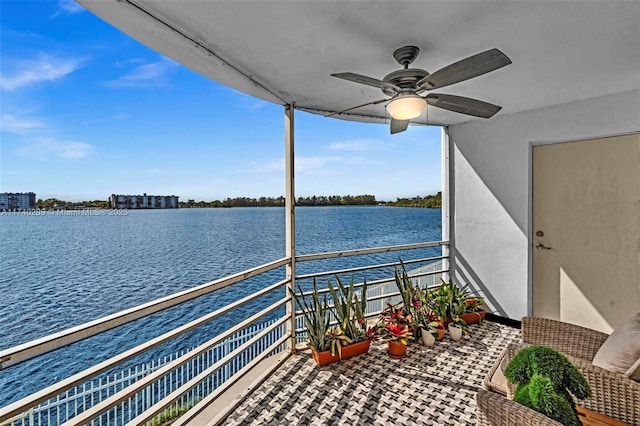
441;126;451;281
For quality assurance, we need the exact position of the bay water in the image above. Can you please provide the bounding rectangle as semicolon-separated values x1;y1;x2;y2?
0;206;441;405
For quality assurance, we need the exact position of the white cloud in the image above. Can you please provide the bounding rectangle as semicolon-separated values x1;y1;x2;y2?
1;115;44;134
296;156;343;174
115;58;145;68
50;0;86;18
247;99;269;110
343;156;382;166
102;58;179;88
0;54;85;91
0;28;45;40
16;137;92;160
327;139;388;151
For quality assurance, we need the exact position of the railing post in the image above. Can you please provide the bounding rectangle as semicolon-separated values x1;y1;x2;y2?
284;104;297;353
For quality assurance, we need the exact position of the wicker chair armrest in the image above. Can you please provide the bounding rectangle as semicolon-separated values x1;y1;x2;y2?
521;317;609;361
482;345;510;393
476;389;562;426
504;343;521;399
571;357;640;426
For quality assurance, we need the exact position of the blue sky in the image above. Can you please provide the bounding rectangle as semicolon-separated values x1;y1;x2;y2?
0;0;441;202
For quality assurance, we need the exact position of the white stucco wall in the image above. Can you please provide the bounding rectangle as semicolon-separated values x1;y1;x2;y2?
449;89;640;320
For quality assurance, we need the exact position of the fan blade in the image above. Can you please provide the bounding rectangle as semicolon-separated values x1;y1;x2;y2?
417;48;512;90
390;118;410;134
426;93;501;118
331;72;401;92
326;97;390;118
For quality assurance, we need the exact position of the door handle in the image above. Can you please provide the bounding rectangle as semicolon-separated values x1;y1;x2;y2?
535;243;552;250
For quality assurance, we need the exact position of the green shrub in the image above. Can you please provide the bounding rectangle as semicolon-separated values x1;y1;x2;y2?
505;345;591;426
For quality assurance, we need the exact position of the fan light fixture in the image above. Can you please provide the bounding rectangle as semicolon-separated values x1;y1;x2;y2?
387;96;427;120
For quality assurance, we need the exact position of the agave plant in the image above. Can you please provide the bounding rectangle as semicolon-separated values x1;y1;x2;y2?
394;262;423;316
326;276;368;343
290;279;330;352
327;275;367;342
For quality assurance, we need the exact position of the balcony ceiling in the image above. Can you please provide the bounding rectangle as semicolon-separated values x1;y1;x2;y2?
78;0;640;127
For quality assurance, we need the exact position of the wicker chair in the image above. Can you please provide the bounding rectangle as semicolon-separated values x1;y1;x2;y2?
476;389;562;426
478;316;640;426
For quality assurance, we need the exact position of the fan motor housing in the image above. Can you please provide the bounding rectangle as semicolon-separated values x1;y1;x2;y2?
382;68;429;96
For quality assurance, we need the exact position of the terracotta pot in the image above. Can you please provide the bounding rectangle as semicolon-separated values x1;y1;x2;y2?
448;324;463;341
310;339;370;367
387;341;407;358
458;309;486;325
340;339;370;359
435;327;445;340
421;328;435;346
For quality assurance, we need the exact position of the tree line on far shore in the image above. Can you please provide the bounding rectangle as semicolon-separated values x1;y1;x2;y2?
37;198;109;209
386;192;442;208
180;193;441;208
35;192;441;209
182;194;378;208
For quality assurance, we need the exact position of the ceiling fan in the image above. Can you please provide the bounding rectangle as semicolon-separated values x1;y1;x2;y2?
330;46;512;134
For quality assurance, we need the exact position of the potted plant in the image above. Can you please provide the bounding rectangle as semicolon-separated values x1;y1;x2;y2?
290;280;332;365
448;315;469;341
414;304;440;346
459;295;487;325
378;304;413;358
326;276;369;349
292;276;374;366
379;322;413;358
419;316;439;346
426;279;484;327
505;345;591;426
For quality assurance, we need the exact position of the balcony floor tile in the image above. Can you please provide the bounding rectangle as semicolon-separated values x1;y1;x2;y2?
223;321;519;425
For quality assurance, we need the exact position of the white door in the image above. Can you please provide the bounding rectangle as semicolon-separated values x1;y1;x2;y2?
532;133;640;333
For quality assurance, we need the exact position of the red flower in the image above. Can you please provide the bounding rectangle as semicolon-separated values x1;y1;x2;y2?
385;323;407;337
413;300;422;307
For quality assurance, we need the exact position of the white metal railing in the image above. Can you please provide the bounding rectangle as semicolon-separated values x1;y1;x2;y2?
0;259;290;426
15;319;284;426
294;240;446;263
0;240;448;426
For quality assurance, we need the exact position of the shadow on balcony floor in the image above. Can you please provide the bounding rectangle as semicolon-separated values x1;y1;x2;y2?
223;321;519;425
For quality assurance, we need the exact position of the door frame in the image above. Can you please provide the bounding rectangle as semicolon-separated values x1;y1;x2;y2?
527;130;639;317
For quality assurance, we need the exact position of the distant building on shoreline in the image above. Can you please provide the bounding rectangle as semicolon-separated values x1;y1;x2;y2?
109;193;179;209
0;192;36;210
